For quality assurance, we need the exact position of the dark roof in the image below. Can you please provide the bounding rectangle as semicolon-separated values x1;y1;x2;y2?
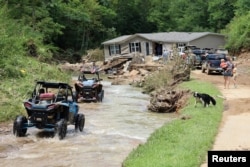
102;35;131;44
102;32;224;45
36;81;72;89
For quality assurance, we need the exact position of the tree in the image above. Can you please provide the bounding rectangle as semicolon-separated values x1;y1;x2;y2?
114;0;156;35
0;5;53;77
4;0;64;44
223;12;250;52
51;0;117;53
208;0;236;32
234;0;250;16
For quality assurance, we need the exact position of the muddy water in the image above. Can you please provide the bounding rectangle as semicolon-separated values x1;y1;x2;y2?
0;81;176;167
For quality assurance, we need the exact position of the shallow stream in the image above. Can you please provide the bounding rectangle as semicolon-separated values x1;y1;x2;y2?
0;80;176;167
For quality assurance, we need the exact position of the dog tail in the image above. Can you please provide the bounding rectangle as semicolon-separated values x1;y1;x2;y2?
210;96;216;105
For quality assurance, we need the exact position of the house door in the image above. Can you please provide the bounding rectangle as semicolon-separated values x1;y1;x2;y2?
155;43;162;56
146;42;149;55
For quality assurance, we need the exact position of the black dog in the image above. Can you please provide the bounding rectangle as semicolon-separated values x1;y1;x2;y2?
193;92;216;107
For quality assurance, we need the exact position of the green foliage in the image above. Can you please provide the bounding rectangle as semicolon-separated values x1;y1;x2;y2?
0;56;71;122
166;0;211;32
4;0;64;43
208;0;236;32
223;12;250;52
143;47;188;93
114;0;156;33
2;0;250;54
0;5;71;122
143;68;172;93
52;0;117;53
123;80;223;167
234;0;250;16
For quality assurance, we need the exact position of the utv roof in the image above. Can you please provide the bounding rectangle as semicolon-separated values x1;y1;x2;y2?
36;81;72;89
82;71;99;74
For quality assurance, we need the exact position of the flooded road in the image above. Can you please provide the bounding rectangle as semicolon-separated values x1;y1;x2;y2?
0;80;176;167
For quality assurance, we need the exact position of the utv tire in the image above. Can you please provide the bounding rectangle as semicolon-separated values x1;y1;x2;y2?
77;114;85;132
74;114;79;131
55;119;67;140
98;90;104;102
13;116;27;137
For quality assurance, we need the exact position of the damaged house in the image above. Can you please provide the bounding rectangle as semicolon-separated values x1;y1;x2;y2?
102;32;226;60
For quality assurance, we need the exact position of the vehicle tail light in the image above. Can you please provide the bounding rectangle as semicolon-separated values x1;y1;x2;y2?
47;104;56;110
24;102;32;109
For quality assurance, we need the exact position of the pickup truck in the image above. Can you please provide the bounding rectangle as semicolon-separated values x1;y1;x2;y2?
201;54;227;75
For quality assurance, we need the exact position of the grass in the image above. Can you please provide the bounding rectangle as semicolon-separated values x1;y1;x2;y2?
0;56;72;122
122;78;223;167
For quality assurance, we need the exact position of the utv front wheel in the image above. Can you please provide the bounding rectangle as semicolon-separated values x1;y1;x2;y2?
55;119;67;140
13;116;27;137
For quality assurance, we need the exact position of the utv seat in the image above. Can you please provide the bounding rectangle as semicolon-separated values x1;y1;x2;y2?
39;93;55;104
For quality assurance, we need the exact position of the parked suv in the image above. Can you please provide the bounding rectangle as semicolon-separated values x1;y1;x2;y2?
201;54;226;74
192;50;206;68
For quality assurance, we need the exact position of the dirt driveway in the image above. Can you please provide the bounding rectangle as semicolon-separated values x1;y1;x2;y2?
191;59;250;167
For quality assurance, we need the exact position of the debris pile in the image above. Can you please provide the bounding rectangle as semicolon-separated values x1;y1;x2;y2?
148;89;191;113
104;55;164;85
60;53;192;114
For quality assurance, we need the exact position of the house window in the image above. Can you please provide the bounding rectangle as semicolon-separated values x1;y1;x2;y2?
177;43;187;53
129;42;141;52
177;43;186;47
109;44;120;55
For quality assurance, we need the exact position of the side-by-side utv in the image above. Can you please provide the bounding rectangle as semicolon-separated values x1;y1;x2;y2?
13;81;85;140
75;71;104;102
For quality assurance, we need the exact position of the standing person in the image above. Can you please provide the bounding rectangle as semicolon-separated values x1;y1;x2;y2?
221;57;233;89
226;56;234;83
162;49;169;64
80;60;86;72
220;59;228;89
232;63;238;88
91;61;100;79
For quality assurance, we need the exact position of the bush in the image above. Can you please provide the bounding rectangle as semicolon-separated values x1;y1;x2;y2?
1;65;24;78
223;12;250;53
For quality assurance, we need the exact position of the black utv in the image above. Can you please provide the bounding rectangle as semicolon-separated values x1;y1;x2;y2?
75;71;104;102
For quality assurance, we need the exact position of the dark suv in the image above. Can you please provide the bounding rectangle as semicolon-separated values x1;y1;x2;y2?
192;50;206;68
201;54;226;74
